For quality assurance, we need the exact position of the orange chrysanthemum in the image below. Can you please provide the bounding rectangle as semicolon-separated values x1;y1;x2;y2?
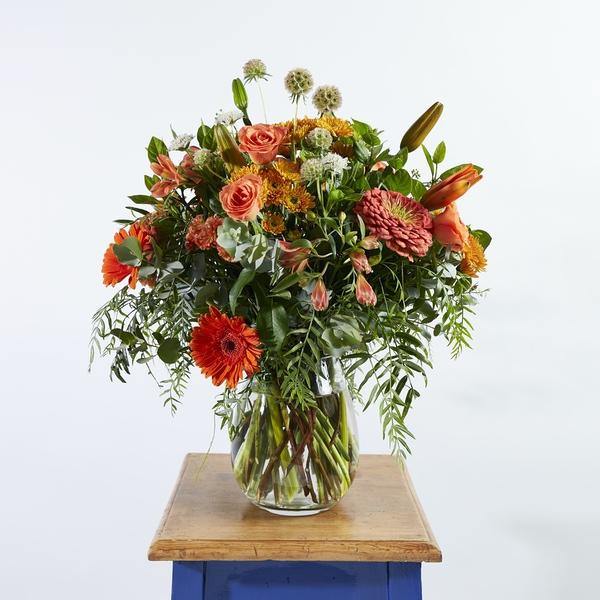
261;211;286;235
189;307;263;388
272;158;301;182
460;234;487;277
276;116;354;140
101;223;153;288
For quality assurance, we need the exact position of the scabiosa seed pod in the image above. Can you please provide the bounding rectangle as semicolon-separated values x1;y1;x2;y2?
285;68;314;100
306;127;333;150
300;157;325;182
312;85;342;114
243;58;269;82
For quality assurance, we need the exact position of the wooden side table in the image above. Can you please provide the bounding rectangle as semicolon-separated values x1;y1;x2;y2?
149;454;441;599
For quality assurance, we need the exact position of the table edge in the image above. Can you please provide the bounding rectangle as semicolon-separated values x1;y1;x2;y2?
148;453;442;563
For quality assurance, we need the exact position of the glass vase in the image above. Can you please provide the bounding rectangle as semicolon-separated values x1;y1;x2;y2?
230;357;359;515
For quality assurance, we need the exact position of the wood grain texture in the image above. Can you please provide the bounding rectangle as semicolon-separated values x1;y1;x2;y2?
148;453;442;563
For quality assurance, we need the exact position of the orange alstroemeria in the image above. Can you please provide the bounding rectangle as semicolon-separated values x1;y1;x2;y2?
278;240;310;273
150;154;181;198
421;165;482;211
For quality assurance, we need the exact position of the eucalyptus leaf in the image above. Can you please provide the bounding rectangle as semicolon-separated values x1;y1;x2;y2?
157;338;181;364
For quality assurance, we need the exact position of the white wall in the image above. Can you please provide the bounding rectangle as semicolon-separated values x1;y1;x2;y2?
1;1;599;598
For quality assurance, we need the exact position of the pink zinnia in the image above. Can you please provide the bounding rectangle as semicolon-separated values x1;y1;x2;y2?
185;215;223;250
354;188;433;261
150;154;181;198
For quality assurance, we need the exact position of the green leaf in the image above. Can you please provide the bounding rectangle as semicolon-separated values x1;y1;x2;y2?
229;268;255;313
432;141;446;164
471;229;492;250
421;145;435;176
389;147;408;170
194;282;219;310
112;237;143;266
257;304;289;351
138;265;156;278
128;194;157;205
411;179;427;201
147;136;168;163
110;328;136;345
157;338;181;364
270;272;300;295
144;175;159;191
384;169;412;195
439;164;484;180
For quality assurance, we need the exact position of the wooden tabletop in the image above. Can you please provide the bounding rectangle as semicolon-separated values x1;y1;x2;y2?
148;453;441;563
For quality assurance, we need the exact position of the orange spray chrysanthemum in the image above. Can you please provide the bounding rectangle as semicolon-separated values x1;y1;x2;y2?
460;234;487;277
189;307;263;388
101;223;153;288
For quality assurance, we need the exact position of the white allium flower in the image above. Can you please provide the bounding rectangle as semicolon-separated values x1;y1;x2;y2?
168;133;193;151
306;127;333;150
215;109;244;126
300;158;325;182
312;85;342;113
321;152;349;177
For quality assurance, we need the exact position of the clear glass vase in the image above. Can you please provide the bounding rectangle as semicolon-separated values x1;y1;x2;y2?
230;357;359;515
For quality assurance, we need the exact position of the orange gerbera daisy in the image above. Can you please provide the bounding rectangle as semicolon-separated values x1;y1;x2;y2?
189;307;263;388
101;223;153;288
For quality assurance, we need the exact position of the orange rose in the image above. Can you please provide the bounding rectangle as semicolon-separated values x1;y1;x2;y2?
219;174;263;221
238;124;288;165
432;203;469;251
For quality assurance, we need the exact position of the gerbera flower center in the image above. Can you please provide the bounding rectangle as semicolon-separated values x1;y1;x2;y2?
220;332;243;360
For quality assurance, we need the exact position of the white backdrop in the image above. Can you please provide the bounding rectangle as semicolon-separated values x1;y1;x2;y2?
1;1;599;598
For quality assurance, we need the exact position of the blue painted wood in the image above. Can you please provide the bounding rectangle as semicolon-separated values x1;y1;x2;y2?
205;561;388;599
388;562;422;600
171;561;423;600
171;561;204;600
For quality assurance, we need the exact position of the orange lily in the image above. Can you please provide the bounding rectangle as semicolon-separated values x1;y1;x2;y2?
421;164;482;210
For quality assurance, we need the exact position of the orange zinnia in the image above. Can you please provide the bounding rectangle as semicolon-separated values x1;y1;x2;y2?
189;307;263;388
101;223;153;289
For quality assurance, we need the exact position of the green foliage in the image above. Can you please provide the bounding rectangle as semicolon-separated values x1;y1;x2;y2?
92;93;488;456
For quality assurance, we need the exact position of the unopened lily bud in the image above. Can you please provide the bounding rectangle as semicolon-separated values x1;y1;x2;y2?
214;124;246;169
400;102;444;152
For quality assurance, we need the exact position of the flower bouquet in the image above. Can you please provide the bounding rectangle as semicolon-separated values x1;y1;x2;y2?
91;60;490;515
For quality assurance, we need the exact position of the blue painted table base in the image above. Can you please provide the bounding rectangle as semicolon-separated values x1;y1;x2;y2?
172;560;422;599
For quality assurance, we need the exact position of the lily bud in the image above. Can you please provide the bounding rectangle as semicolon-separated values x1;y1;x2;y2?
421;164;482;210
214;124;246;169
400;102;443;152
